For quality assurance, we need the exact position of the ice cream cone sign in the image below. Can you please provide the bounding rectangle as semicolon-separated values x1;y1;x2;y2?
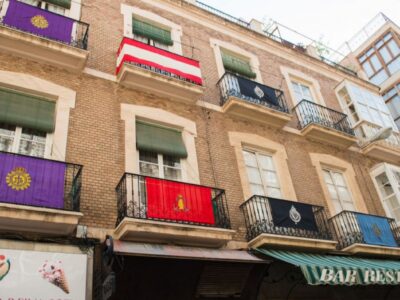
39;260;70;294
0;254;11;281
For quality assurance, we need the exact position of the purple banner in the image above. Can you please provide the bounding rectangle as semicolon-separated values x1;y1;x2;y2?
0;152;66;209
3;0;74;44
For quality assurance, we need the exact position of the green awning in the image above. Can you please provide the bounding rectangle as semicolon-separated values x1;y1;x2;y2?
256;249;400;286
136;122;187;158
132;18;173;46
221;52;257;79
0;88;55;133
45;0;72;9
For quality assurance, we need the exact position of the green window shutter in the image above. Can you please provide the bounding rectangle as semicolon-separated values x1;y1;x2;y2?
221;52;257;79
45;0;72;9
136;122;188;158
132;18;173;46
0;88;56;133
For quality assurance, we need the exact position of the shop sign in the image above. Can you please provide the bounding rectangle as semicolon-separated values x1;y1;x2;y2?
0;248;87;300
319;268;400;285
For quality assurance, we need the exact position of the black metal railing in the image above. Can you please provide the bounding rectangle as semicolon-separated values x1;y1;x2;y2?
329;211;400;249
0;0;89;49
240;196;333;241
116;173;231;229
293;99;355;136
0;151;82;212
218;72;289;113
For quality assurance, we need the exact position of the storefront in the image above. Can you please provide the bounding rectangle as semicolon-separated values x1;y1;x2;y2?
0;239;94;300
256;249;400;300
101;238;268;300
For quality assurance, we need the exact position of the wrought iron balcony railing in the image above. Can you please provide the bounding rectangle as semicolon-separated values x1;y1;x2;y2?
0;151;82;212
218;72;289;113
293;99;355;136
0;0;89;49
240;196;333;241
329;210;400;249
116;173;231;229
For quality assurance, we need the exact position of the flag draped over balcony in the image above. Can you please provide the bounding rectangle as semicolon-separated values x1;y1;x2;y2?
236;76;280;107
355;213;398;247
268;198;318;231
3;0;74;44
145;177;215;225
0;152;66;209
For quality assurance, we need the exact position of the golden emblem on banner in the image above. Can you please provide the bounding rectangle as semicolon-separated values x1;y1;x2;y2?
6;167;31;191
174;194;189;212
31;15;49;29
372;223;382;238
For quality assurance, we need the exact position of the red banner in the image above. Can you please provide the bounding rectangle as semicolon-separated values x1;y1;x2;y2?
145;177;215;225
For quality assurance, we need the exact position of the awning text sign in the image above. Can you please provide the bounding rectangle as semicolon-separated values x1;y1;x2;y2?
319;268;400;285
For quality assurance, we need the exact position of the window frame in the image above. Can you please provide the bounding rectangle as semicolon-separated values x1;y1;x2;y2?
358;30;400;84
383;81;400;130
371;163;400;225
138;150;182;181
242;148;281;198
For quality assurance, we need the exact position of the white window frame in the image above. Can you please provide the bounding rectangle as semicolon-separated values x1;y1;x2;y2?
138;150;182;181
291;80;315;103
121;4;183;55
371;163;400;225
16;0;81;19
322;168;356;214
242;148;281;198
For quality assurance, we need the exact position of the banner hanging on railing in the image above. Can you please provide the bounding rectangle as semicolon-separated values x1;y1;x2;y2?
3;0;74;44
268;198;318;231
0;152;66;209
236;76;280;106
145;177;215;225
355;213;398;247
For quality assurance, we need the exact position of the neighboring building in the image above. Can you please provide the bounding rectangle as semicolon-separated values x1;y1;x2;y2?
0;0;400;299
338;13;400;130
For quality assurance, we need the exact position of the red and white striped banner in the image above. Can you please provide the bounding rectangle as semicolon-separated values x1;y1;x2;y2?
116;38;203;85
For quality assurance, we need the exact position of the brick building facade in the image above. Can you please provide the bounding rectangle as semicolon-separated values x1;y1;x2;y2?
0;0;400;299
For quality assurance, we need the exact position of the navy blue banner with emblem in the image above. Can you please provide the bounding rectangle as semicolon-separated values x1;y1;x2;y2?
355;213;398;247
236;76;280;107
268;198;318;231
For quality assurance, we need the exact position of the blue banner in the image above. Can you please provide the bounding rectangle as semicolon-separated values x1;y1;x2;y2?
355;213;398;247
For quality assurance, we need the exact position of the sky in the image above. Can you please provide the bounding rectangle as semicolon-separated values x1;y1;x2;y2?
200;0;400;51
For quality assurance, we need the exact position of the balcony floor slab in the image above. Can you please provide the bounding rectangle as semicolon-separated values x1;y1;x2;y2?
248;233;338;252
342;243;400;257
222;97;292;128
361;142;400;164
301;124;357;149
0;203;82;236
114;218;235;248
0;25;88;73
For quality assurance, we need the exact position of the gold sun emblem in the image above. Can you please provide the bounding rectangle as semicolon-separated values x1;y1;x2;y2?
174;194;189;212
30;15;49;29
6;167;31;191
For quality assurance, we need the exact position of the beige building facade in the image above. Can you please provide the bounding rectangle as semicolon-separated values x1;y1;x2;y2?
0;0;400;299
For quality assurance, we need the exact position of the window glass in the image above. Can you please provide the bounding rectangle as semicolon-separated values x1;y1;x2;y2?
139;151;159;177
388;40;400;56
139;151;182;180
323;169;355;214
46;3;66;15
163;155;181;181
362;61;374;77
291;81;314;103
388;56;400;75
375;170;400;223
0;124;15;152
18;128;46;157
379;46;392;64
370;54;382;70
370;69;389;85
243;150;281;198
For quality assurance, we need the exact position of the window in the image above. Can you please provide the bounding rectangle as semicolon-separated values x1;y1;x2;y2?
132;18;173;51
136;121;187;181
323;169;355;214
221;51;256;79
358;31;400;85
19;0;69;16
139;150;181;181
383;82;400;130
243;149;281;198
291;81;314;103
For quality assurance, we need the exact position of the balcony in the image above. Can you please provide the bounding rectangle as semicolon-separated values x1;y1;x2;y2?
0;0;89;72
218;72;291;128
116;37;204;104
294;100;357;148
355;121;400;164
330;211;400;257
0;151;83;236
240;196;337;251
114;173;234;247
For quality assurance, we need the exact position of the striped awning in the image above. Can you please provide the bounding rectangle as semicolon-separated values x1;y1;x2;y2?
256;249;400;286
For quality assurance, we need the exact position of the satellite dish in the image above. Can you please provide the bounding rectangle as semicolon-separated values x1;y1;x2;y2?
366;127;392;144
